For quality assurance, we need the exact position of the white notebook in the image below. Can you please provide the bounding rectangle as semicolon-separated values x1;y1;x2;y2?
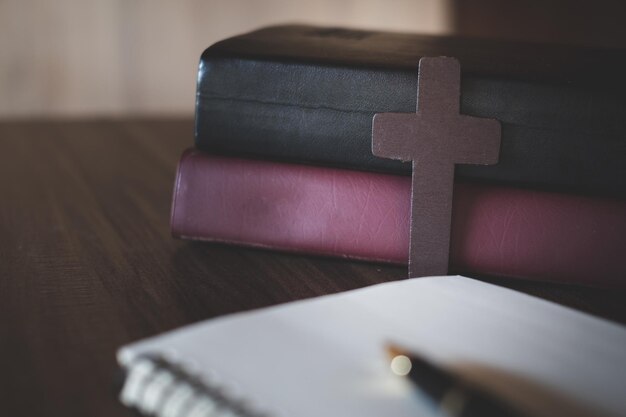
118;276;626;417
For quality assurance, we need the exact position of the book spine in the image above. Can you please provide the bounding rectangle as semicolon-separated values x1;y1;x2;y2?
195;55;626;197
171;150;626;288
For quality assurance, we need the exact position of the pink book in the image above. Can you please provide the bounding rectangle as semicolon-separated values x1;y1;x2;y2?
171;149;626;288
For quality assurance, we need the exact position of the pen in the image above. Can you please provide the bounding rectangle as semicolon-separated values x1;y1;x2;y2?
386;344;528;417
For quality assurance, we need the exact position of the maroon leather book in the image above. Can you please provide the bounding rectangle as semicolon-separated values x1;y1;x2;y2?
171;149;626;288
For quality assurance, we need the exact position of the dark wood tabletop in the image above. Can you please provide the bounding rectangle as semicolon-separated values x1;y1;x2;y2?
1;119;625;417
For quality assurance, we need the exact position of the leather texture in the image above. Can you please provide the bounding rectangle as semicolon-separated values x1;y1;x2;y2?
195;25;626;198
171;149;626;288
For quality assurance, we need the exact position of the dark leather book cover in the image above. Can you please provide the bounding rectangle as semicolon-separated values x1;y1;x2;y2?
195;24;626;198
171;149;626;288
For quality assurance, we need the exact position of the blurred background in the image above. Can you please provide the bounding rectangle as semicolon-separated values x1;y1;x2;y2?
1;0;624;119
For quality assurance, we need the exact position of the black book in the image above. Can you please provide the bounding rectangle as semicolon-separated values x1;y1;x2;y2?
195;25;626;197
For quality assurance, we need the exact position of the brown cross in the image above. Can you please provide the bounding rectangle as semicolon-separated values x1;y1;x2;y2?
372;57;501;277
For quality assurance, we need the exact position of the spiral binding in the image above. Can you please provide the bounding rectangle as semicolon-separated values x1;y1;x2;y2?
119;355;268;417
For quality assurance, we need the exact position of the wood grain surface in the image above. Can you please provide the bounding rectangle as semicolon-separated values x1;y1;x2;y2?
0;119;624;417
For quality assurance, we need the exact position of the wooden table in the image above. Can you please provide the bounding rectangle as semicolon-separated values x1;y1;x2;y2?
1;119;625;417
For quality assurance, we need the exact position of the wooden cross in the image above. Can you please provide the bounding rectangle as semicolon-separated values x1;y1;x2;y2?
372;57;501;277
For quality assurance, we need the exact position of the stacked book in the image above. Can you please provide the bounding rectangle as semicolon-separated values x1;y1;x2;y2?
171;25;626;288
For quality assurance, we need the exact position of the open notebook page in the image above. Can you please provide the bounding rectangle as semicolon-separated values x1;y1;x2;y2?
118;276;626;417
